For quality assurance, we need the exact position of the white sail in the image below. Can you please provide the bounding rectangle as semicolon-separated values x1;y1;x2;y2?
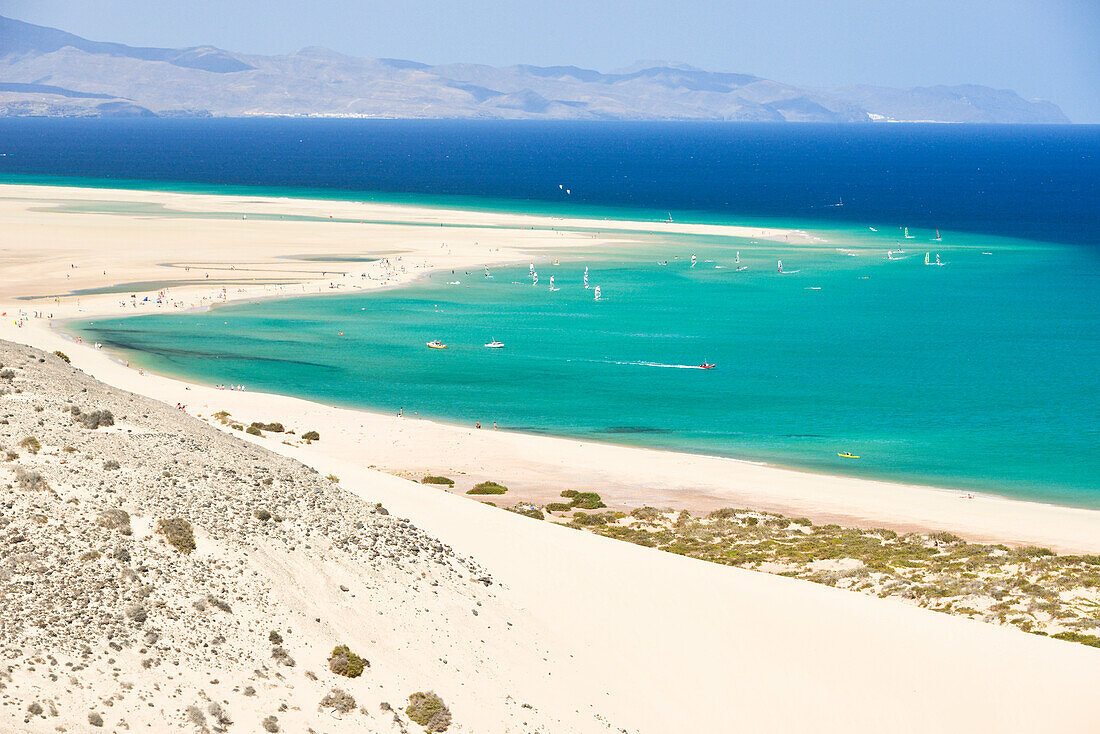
735;251;740;264
777;259;783;273
584;266;590;289
594;285;601;300
690;254;697;268
533;272;538;285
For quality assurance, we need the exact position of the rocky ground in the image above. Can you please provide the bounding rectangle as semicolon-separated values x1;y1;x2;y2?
0;341;568;733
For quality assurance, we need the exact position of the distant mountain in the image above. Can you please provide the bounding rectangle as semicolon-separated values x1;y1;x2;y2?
0;15;1071;123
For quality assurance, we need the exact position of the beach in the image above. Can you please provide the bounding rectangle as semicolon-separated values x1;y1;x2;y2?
1;181;1099;731
3;182;1098;553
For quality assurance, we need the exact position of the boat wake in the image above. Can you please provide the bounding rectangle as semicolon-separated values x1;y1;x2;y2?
617;360;713;370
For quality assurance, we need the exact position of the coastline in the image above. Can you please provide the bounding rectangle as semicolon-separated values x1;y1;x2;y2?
2;181;1099;553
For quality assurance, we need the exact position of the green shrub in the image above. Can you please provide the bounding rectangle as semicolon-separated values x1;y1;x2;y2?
53;350;71;364
328;645;367;678
251;421;285;433
254;508;272;521
302;430;320;442
560;489;579;498
19;436;41;454
157;517;196;553
572;511;613;526
569;492;605;510
406;691;451;732
246;425;263;436
508;505;544;520
1052;631;1100;648
631;507;663;521
421;475;455;486
326;474;340;483
545;502;572;513
467;481;507;495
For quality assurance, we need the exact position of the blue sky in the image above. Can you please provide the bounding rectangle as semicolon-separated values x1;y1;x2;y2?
5;0;1098;121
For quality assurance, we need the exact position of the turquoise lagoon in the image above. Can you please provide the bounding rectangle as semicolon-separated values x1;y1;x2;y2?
70;223;1100;508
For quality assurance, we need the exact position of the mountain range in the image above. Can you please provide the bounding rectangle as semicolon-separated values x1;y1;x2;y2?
0;15;1071;123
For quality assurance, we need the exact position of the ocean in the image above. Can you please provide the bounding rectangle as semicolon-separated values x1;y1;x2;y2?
2;119;1097;505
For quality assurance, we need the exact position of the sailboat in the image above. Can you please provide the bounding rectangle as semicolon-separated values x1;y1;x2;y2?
484;339;505;349
666;212;674;223
735;251;740;264
549;275;559;291
484;267;492;279
690;254;697;268
934;229;942;241
583;266;590;289
904;227;915;239
934;253;945;266
532;272;538;285
593;285;602;301
777;259;783;273
924;252;931;265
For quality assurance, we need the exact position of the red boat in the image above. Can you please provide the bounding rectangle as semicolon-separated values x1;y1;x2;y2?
699;363;716;370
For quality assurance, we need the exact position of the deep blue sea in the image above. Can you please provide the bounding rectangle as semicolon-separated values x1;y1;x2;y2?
1;119;1097;245
2;119;1097;505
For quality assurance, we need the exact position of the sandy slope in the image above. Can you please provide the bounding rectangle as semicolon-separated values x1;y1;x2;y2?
1;183;1099;732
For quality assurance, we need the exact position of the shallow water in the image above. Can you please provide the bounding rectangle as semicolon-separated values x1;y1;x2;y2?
72;225;1100;507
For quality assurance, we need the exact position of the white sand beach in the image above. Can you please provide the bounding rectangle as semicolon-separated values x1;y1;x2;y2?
2;182;1099;732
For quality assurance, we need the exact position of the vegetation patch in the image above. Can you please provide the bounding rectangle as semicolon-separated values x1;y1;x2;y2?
467;481;507;495
569;491;606;509
406;691;451;732
302;430;320;442
156;516;196;553
14;466;50;492
19;436;41;454
421;475;455;486
251;421;285;432
97;508;132;534
557;505;1100;649
507;504;544;520
53;350;71;364
319;688;357;714
246;425;263;436
72;407;114;429
328;645;367;678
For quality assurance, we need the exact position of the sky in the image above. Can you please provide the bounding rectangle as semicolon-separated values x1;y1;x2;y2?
4;0;1098;122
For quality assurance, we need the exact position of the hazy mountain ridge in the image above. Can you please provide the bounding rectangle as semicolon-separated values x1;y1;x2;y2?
0;15;1071;123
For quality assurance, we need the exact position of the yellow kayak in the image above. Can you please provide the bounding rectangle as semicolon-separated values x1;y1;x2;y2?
837;452;860;459
426;340;447;350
